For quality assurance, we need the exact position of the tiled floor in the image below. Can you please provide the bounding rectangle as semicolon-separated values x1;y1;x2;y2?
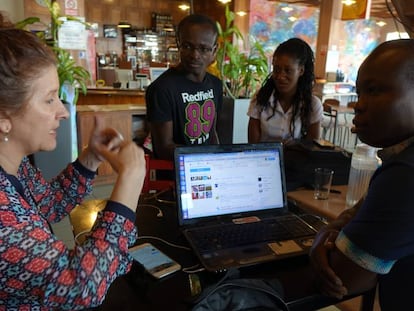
84;183;114;201
51;183;114;248
50;216;75;248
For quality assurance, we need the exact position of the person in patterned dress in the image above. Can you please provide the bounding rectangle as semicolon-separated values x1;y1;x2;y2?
0;17;146;310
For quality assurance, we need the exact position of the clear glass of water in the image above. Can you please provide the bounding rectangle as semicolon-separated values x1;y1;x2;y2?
314;168;334;200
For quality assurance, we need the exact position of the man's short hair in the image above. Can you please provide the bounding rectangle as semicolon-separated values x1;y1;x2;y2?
369;39;414;83
176;14;218;44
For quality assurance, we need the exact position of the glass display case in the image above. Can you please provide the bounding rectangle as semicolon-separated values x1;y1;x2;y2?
124;31;159;69
123;13;179;70
124;30;178;68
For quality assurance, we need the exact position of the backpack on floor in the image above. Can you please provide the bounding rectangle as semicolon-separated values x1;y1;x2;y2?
191;269;289;311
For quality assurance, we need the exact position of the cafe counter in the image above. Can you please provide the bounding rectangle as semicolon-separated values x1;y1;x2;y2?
77;87;146;106
76;87;147;185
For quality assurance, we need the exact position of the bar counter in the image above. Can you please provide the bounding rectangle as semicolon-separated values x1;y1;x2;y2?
76;87;147;184
76;104;146;113
83;86;145;96
77;87;146;106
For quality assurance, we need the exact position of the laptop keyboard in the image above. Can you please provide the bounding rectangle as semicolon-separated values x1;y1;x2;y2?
188;214;317;252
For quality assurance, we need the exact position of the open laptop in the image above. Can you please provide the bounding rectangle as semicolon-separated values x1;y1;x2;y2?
174;143;325;272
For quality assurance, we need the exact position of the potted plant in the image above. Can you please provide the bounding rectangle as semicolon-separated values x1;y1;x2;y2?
16;0;90;104
214;5;269;144
215;5;269;100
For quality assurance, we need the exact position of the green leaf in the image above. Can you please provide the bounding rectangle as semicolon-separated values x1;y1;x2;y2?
15;17;42;29
216;4;269;98
17;1;91;103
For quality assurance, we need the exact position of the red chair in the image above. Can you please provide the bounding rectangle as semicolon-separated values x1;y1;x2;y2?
142;154;175;193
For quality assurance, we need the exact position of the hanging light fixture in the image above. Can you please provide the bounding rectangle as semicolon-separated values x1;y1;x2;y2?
179;3;190;11
217;0;231;4
342;0;356;5
281;6;293;13
341;0;370;20
117;21;131;28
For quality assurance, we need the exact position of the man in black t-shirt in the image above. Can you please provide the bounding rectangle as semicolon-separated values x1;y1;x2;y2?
146;14;222;160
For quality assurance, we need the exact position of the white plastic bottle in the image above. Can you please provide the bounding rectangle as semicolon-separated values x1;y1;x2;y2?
346;144;379;208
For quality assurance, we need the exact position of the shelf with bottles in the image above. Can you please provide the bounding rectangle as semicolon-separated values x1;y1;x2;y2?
123;29;178;69
151;13;174;35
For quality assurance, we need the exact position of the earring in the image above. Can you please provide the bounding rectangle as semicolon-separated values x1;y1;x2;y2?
3;131;8;142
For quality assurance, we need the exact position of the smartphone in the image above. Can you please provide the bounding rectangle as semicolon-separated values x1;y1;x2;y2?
313;139;335;149
129;243;181;279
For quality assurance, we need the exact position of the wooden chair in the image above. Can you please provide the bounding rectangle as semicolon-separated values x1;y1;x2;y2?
347;101;357;109
321;99;341;144
321;102;336;140
142;153;175;194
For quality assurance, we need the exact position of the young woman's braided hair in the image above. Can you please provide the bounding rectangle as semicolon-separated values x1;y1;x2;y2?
256;38;315;138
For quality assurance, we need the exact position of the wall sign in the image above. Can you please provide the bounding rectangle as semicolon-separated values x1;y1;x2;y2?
65;0;79;16
58;17;87;50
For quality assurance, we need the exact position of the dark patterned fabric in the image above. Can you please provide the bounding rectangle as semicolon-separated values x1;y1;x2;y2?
0;157;137;310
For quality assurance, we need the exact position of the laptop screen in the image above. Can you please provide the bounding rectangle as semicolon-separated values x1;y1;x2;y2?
174;143;287;225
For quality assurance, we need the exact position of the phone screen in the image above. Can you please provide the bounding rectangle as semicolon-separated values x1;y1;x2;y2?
129;244;181;278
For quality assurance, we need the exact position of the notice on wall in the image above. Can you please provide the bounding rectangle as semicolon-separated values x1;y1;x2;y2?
58;17;87;50
65;0;79;16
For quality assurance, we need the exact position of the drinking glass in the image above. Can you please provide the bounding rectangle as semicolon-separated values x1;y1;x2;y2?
314;168;334;200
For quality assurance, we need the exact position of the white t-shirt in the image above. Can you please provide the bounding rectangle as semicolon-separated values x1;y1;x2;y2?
247;91;322;141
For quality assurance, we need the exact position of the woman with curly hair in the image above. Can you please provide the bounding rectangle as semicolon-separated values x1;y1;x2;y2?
247;38;322;144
